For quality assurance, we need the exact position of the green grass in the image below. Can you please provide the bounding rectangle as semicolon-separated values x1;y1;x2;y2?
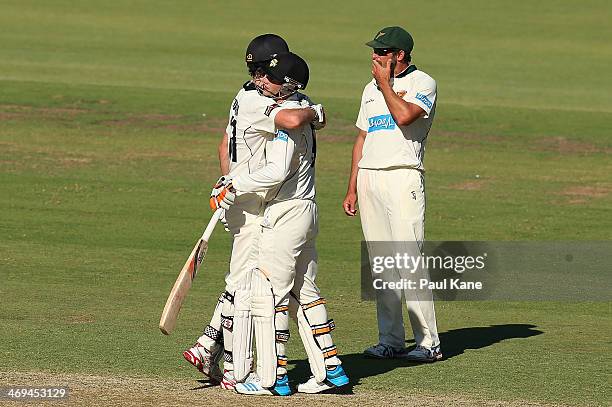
1;1;611;406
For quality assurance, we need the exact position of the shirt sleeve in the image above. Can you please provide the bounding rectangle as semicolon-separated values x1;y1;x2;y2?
355;86;369;131
225;93;239;136
232;129;295;192
406;75;437;118
249;102;283;134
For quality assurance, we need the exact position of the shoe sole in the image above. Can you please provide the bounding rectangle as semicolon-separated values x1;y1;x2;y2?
220;381;236;390
298;382;349;394
235;388;271;396
297;385;333;394
235;388;291;396
364;351;409;360
363;351;392;359
405;355;443;363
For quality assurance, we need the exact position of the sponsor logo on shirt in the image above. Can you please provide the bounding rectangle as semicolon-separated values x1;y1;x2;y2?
368;114;396;132
275;129;289;142
396;90;407;98
415;92;433;109
365;98;375;104
264;103;280;117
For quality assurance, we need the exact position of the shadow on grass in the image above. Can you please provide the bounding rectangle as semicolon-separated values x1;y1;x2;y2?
288;323;543;393
191;380;219;391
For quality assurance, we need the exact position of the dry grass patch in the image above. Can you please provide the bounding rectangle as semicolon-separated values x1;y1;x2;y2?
0;371;569;407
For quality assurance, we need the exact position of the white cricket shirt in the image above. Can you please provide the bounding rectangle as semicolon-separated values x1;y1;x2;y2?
356;65;437;171
225;82;279;178
232;100;316;203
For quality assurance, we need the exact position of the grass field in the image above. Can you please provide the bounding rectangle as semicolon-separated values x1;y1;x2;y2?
1;1;611;406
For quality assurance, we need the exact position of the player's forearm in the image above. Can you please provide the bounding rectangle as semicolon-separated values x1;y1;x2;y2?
233;162;288;192
274;108;315;129
233;135;294;192
347;130;366;193
218;132;230;175
379;82;423;126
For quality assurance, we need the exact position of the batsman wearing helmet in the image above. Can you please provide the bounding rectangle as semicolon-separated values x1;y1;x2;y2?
343;26;442;362
183;34;325;389
211;52;349;396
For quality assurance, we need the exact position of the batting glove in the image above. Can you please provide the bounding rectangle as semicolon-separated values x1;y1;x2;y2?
210;182;236;211
219;209;230;232
211;176;230;194
298;96;313;108
309;104;326;130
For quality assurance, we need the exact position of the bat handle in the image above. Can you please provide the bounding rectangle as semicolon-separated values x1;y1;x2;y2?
202;209;223;241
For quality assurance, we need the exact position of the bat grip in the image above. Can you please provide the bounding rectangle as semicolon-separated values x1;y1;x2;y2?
202;209;223;241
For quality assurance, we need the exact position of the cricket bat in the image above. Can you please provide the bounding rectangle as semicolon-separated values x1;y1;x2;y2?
159;209;222;335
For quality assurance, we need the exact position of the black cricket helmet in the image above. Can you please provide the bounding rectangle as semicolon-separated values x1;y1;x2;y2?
246;34;289;76
262;51;309;98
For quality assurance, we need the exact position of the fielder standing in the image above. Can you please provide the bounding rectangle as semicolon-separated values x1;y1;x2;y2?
343;26;442;362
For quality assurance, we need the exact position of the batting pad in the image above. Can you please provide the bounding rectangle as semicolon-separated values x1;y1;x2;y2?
296;304;326;382
197;293;224;356
296;297;341;382
232;273;253;382
220;291;235;372
251;268;277;388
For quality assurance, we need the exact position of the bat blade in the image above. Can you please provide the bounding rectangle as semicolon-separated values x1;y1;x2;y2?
159;210;222;335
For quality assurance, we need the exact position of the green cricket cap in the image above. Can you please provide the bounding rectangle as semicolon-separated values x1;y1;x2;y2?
366;26;414;53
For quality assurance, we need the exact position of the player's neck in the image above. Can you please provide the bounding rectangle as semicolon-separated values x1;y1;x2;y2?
393;62;411;78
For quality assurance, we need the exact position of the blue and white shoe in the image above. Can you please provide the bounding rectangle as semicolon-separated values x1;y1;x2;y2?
297;365;350;394
235;374;291;396
405;345;443;362
363;343;408;359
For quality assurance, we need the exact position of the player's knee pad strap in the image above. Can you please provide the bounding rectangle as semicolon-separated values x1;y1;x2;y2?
251;268;277;388
200;293;225;350
203;325;223;344
312;319;336;336
223;350;233;363
275;329;290;343
322;344;338;359
220;291;234;332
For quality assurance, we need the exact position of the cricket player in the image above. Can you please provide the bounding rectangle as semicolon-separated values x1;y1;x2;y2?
343;26;442;362
211;52;349;396
183;34;325;389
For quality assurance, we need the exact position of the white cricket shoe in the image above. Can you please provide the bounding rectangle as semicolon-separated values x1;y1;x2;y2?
405;345;443;362
363;343;408;359
182;342;222;382
235;374;291;396
297;365;350;394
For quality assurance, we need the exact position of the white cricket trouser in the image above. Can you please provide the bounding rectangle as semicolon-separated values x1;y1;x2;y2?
258;199;341;376
357;167;440;349
197;192;263;370
224;192;264;291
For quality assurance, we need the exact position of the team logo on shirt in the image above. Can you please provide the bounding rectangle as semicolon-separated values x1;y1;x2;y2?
368;114;396;132
274;129;289;142
415;92;433;109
